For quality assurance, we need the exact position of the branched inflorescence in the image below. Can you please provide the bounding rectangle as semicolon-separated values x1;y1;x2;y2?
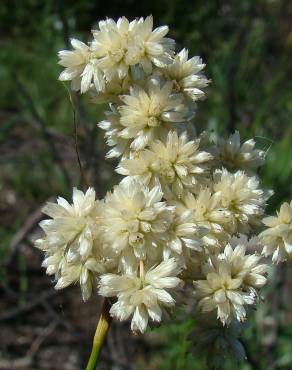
34;15;291;366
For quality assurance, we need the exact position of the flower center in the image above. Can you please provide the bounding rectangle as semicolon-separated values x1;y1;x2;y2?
109;49;125;63
129;232;145;247
147;116;160;127
161;165;175;183
125;44;145;65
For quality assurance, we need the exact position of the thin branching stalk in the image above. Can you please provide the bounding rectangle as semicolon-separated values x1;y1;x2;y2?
72;104;89;190
62;83;89;190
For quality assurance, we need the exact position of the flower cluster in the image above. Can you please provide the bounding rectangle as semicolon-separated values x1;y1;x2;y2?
259;201;292;263
35;188;114;301
99;258;181;333
211;131;265;173
34;15;291;368
195;243;267;325
117;130;213;198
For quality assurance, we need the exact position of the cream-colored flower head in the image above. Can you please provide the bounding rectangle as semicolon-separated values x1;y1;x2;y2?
92;17;128;79
91;74;132;104
34;188;110;301
259;201;292;263
117;130;213;198
175;188;231;248
58;39;104;93
213;169;271;234
38;188;99;258
161;48;209;102
212;131;265;174
220;244;267;292
194;256;255;325
166;209;204;255
162;209;208;280
149;131;213;197
229;234;260;254
100;178;174;271
116;148;158;185
98;106;131;159
118;77;188;151
99;258;181;333
92;16;174;81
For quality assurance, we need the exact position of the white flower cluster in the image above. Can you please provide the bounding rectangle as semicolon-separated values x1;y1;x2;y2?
259;201;292;263
34;15;291;367
35;188;114;301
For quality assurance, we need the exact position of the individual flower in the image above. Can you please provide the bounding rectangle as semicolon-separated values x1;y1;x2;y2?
213;169;272;234
229;234;261;254
166;209;204;255
162;209;208;280
91;17;129;80
99;258;181;333
38;188;99;258
212;131;265;174
98;106;131;159
100;178;174;271
194;257;255;325
116;148;158;185
117;77;188;151
174;188;231;248
160;48;209;102
92;16;174;80
220;243;267;293
91;74;132;104
125;16;175;69
52;253;107;302
117;131;213;198
259;201;292;263
34;188;110;301
150;131;213;197
58;39;104;93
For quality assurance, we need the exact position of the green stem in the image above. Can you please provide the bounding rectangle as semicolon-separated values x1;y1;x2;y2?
85;299;112;370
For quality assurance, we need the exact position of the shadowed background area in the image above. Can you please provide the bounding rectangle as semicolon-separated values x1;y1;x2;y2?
0;0;291;369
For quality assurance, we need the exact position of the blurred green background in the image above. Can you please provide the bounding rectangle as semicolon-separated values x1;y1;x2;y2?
0;0;291;369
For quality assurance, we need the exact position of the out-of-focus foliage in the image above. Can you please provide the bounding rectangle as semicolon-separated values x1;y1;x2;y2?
0;0;291;369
